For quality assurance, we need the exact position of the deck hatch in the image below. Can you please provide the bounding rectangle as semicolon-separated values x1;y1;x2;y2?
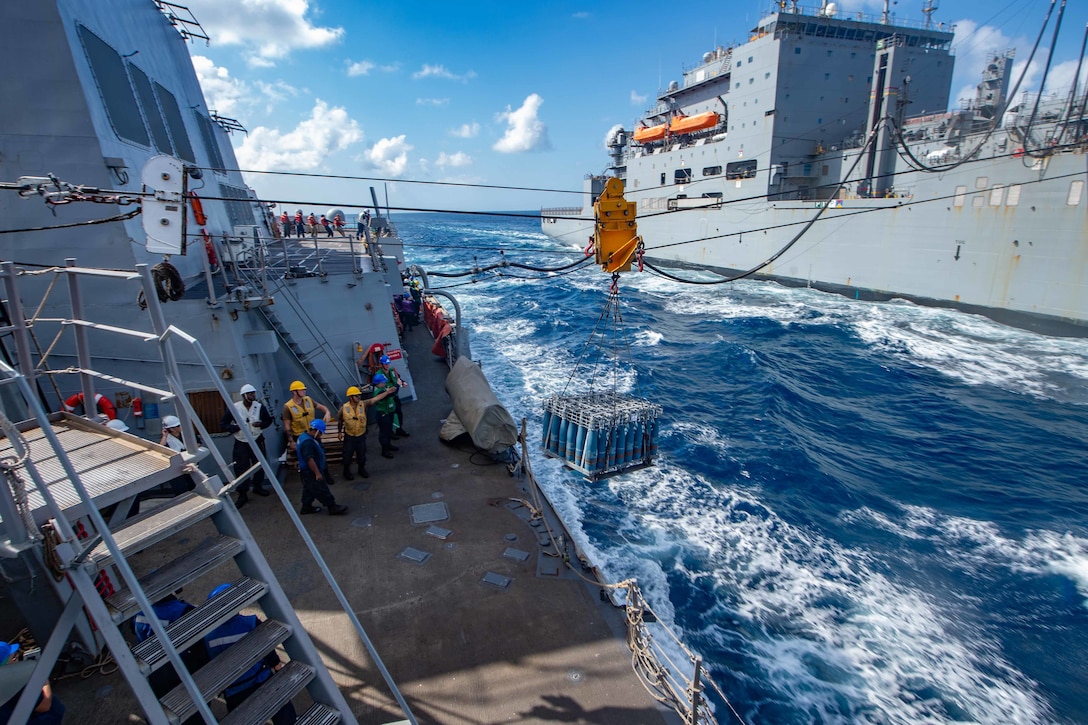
409;502;449;524
398;547;431;564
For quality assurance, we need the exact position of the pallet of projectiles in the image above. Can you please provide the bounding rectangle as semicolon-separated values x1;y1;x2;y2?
541;393;662;481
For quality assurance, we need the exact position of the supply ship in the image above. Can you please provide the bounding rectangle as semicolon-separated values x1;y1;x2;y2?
541;0;1088;335
0;1;701;723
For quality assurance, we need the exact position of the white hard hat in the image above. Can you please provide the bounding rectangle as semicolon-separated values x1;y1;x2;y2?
162;415;181;428
240;384;257;395
106;419;129;432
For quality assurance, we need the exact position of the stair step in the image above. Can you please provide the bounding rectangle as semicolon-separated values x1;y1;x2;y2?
89;493;222;569
160;619;292;723
132;576;266;674
219;659;315;725
295;702;342;725
105;535;245;623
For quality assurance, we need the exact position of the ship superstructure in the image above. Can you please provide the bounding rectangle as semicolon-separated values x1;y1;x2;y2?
542;1;1088;334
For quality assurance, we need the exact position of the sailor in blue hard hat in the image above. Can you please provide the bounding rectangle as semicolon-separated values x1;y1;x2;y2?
203;585;294;723
376;354;409;439
295;418;347;516
0;640;66;723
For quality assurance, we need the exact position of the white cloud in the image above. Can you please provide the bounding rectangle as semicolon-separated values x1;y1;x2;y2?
347;60;375;77
436;151;472;168
235;100;362;171
450;122;480;138
365;135;413;176
572;11;590;19
493;94;550;153
416;98;450;106
185;0;343;67
630;90;647;106
192;56;248;115
412;64;477;82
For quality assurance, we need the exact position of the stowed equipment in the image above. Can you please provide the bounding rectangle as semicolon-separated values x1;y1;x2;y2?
543;178;660;481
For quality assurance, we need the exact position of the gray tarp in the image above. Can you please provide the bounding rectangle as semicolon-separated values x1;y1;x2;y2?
442;356;517;455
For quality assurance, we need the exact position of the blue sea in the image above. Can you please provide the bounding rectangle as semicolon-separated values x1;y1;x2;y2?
397;212;1088;725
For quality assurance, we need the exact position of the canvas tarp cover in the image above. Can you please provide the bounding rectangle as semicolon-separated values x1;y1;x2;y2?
443;356;517;455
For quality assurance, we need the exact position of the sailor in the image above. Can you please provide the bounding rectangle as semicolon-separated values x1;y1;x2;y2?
279;210;290;237
333;213;346;237
293;210;304;238
0;641;65;724
307;212;318;237
221;383;274;508
371;373;399;459
159;415;185;453
133;593;208;720
281;381;329;453
338;384;397;480
296;419;347;515
203;584;295;724
377;355;410;438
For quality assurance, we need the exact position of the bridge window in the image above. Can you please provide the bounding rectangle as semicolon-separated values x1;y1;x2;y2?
128;63;173;154
78;24;149;146
703;166;722;176
674;168;693;184
156;83;196;163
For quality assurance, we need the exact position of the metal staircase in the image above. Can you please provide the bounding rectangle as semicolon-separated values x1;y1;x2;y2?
257;305;339;407
0;262;360;724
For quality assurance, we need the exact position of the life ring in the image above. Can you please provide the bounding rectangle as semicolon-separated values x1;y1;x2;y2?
189;192;208;226
63;392;117;420
151;262;186;303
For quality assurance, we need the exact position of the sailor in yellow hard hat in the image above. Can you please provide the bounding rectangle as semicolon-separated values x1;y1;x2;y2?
281;380;329;453
337;383;396;480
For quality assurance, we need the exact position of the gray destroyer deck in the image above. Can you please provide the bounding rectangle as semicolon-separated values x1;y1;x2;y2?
44;325;676;724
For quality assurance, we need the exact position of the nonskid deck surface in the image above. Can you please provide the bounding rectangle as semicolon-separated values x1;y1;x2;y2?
55;327;674;724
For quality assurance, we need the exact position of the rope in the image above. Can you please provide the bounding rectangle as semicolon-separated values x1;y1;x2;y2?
40;523;65;582
137;261;186;310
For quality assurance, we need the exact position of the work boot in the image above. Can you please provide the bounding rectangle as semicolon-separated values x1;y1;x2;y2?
328;504;348;516
359;468;370;479
342;469;355;481
253;487;270;497
388;445;400;452
381;452;394;459
235;492;248;509
398;429;410;438
300;505;322;514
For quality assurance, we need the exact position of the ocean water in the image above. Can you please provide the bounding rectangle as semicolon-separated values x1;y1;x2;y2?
397;212;1088;725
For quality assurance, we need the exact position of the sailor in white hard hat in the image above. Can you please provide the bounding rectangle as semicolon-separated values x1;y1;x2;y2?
220;383;274;508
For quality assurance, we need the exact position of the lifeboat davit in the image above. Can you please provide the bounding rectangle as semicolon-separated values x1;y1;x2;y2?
632;123;667;142
669;111;720;135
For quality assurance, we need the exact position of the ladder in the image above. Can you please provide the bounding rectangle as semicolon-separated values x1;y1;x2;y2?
257;304;340;408
0;262;361;724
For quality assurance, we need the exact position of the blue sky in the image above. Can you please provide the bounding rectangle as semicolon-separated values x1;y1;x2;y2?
182;0;1088;213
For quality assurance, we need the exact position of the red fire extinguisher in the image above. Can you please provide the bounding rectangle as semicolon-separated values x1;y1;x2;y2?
132;397;143;418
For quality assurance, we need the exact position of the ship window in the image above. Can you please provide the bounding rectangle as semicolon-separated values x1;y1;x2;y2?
726;159;757;179
219;183;254;227
1006;184;1021;206
765;72;771;79
77;24;149;146
749;78;754;85
703;166;722;176
674;168;693;184
1069;180;1085;206
953;185;967;207
988;185;1005;206
660;173;666;185
156;83;196;163
702;192;723;198
795;47;801;54
971;195;984;208
128;63;173;154
195;112;226;172
748;56;753;63
824;73;830;80
975;176;989;189
737;60;742;67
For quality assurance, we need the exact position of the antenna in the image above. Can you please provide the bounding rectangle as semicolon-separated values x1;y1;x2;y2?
922;0;939;29
881;0;890;24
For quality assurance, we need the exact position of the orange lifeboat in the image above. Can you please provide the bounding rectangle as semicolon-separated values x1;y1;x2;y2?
633;123;667;142
669;111;721;135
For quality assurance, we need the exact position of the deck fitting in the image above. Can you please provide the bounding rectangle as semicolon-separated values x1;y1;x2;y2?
409;502;449;524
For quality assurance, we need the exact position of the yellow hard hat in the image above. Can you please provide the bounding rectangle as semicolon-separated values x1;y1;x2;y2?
346;386;362;396
289;380;306;391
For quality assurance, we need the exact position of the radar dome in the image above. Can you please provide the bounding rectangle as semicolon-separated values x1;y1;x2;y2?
824;2;837;16
703;51;714;63
668;80;679;92
326;208;346;222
